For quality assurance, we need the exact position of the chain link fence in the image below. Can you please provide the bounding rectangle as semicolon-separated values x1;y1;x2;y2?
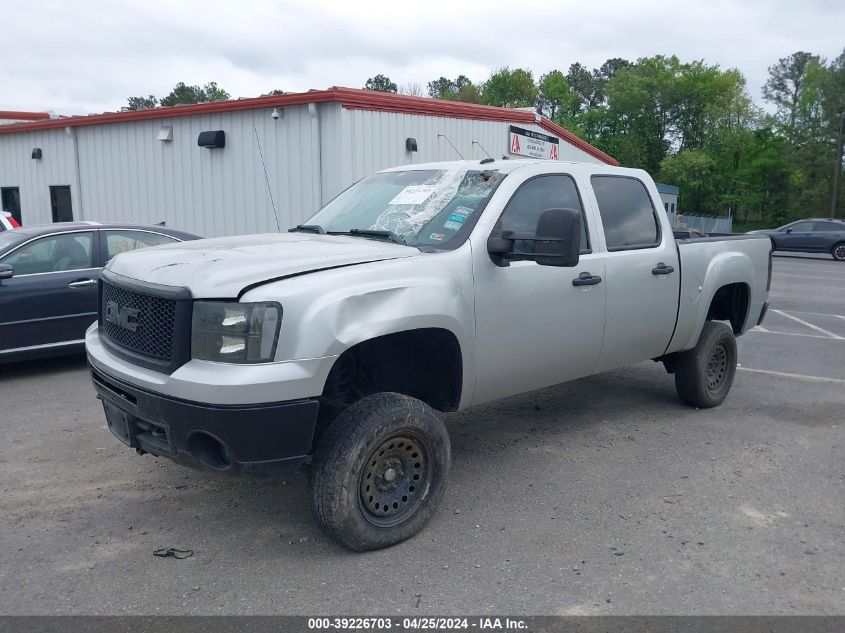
667;211;733;235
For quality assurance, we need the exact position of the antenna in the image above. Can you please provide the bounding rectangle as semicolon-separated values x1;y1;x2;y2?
472;140;492;159
252;122;281;232
437;134;464;159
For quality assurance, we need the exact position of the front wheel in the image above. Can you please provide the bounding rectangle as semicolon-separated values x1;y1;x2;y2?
674;321;737;408
832;242;845;262
309;392;451;551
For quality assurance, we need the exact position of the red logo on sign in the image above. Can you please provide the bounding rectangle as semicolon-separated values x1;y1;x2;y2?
510;133;521;154
550;144;558;160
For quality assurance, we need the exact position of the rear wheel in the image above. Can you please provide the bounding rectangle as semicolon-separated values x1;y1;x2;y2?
674;321;737;408
832;242;845;262
309;392;450;551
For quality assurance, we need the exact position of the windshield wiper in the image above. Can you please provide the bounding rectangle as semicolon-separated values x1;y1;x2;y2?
289;224;326;234
341;228;407;245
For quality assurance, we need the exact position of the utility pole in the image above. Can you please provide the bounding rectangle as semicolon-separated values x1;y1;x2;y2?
831;110;845;219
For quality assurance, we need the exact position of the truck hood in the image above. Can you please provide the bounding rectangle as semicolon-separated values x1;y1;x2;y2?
106;233;419;298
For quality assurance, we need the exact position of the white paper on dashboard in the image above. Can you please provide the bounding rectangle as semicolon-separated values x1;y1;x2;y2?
388;185;436;205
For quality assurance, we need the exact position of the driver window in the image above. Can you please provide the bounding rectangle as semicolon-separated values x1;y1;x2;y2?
1;232;93;274
497;175;589;253
787;222;813;232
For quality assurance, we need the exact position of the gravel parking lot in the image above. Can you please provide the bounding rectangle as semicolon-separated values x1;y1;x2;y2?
1;253;843;615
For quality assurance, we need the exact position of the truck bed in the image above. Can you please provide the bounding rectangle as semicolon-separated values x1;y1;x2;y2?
666;233;772;354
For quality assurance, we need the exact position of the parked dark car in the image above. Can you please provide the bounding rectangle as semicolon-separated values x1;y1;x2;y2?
0;222;200;363
751;218;845;261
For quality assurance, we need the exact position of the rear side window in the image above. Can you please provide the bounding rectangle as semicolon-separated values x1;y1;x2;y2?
591;176;660;250
498;174;590;253
812;221;844;232
103;230;176;261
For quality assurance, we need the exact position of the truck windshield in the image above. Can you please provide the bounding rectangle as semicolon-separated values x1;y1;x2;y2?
303;166;506;248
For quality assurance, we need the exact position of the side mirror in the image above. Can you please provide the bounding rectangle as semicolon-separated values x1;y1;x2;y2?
0;264;13;281
487;208;581;267
785;228;793;233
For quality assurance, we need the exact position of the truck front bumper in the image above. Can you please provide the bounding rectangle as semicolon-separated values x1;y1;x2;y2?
90;364;320;474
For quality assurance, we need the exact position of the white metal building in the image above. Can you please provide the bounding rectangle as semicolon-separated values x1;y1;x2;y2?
0;88;617;237
656;182;679;215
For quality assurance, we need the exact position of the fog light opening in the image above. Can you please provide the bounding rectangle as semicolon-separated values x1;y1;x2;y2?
188;431;232;471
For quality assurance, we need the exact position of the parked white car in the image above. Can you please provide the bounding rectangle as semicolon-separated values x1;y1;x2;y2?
86;159;772;550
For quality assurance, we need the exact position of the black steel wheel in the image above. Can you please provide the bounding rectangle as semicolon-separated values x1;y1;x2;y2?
359;432;433;527
310;392;450;551
674;321;737;408
706;343;729;392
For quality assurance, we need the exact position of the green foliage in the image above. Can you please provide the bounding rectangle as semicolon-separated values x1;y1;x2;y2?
158;82;230;106
537;70;577;121
763;52;820;137
126;82;230;109
363;74;397;93
126;95;158;110
427;76;479;102
479;68;538;108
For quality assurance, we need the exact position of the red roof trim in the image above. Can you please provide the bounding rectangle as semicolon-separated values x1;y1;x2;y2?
0;110;51;121
0;87;616;164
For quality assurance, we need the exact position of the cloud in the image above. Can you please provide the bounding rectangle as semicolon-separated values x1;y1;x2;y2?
1;0;842;114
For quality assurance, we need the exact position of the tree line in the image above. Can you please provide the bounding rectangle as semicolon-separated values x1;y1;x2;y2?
364;52;845;228
126;50;845;228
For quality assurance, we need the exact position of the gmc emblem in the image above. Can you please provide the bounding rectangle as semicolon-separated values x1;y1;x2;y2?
105;300;140;332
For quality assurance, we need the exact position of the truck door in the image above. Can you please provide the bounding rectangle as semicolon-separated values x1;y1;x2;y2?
587;175;681;373
472;172;606;405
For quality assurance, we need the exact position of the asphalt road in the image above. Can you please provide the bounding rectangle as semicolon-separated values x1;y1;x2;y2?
1;254;843;615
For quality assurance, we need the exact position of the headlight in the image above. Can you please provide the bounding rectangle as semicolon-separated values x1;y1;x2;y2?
191;301;282;363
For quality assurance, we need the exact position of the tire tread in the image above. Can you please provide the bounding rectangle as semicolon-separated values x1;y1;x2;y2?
309;393;450;551
674;321;737;408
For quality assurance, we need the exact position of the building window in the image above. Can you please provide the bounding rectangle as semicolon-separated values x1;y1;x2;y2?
671;203;676;214
1;187;21;225
49;186;73;222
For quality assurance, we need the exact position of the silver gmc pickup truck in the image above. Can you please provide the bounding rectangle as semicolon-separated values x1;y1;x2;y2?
86;159;772;551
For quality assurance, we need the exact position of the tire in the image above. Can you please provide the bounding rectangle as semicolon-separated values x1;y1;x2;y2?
832;242;845;262
309;392;451;551
674;321;737;408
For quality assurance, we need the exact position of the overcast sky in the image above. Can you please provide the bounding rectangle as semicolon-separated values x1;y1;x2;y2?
3;0;843;115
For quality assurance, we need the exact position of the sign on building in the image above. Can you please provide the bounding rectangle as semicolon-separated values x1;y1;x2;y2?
508;125;560;160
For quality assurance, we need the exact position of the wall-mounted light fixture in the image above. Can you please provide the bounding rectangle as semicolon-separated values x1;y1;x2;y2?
197;130;225;149
405;137;418;152
157;125;173;142
271;108;282;120
31;148;42;160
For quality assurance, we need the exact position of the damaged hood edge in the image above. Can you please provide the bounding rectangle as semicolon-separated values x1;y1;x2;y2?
105;232;421;298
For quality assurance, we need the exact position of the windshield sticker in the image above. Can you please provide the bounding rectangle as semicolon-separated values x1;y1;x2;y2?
429;232;446;241
453;206;473;217
443;220;462;231
388;185;436;206
447;213;467;224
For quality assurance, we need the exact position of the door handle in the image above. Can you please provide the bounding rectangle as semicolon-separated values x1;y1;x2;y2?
572;272;602;286
652;263;675;275
68;279;96;288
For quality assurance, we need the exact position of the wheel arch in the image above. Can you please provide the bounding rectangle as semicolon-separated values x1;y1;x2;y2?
706;281;750;335
319;327;465;424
